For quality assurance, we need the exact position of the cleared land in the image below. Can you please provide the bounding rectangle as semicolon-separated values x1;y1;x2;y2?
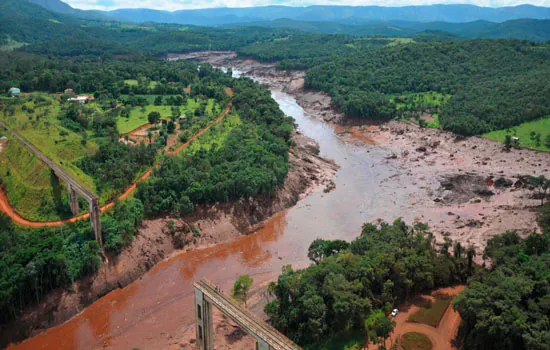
402;332;433;350
117;98;217;134
0;136;72;221
182;114;241;156
123;79;158;88
0;94;98;190
483;116;550;152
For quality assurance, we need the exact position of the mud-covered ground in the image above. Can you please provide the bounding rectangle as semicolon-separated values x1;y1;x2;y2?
181;50;550;256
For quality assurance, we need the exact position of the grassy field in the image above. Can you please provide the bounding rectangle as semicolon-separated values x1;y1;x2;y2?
386;37;415;46
0;137;73;221
0;36;26;51
0;94;98;193
483;116;550;152
117;98;217;134
408;294;452;327
124;79;159;88
182;114;241;156
393;91;451;110
392;92;450;129
402;332;433;350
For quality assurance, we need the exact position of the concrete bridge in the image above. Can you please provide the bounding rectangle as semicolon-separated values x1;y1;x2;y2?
194;279;301;350
0;120;102;246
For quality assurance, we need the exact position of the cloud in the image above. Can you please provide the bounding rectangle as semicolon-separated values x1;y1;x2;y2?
65;0;550;11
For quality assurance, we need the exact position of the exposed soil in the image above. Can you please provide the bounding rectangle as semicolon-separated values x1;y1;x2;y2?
344;121;550;258
378;286;465;350
1;100;337;347
182;51;550;259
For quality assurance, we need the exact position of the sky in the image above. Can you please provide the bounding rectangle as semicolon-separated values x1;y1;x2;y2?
65;0;550;11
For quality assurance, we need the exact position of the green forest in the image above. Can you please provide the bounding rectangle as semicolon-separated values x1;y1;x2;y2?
452;205;550;350
265;220;475;346
301;40;550;135
266;206;550;349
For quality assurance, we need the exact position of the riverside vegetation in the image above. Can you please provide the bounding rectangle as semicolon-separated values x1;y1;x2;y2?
0;33;294;328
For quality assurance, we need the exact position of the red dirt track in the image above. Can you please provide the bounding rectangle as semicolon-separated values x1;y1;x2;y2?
0;100;232;228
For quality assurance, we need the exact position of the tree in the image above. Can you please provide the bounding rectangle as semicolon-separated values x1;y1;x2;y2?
178;195;194;217
167;121;176;134
232;275;253;308
148;111;161;124
529;175;550;206
308;239;326;264
545;134;550;149
154;95;163;106
504;135;512;150
366;310;395;350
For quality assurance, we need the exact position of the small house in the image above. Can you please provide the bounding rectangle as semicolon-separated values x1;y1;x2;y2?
64;88;74;94
8;87;20;97
512;137;520;145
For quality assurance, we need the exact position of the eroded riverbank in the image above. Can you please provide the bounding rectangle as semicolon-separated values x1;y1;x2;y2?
185;51;549;253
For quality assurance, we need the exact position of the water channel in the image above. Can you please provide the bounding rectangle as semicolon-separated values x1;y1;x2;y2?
10;67;414;349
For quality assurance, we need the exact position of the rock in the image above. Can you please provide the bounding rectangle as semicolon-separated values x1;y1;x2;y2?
494;177;513;188
416;146;427;153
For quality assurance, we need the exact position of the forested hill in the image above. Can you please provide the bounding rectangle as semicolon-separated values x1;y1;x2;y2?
302;40;550;136
34;2;550;25
226;18;550;42
27;0;108;20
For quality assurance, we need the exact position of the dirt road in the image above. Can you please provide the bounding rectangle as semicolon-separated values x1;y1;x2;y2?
386;285;465;350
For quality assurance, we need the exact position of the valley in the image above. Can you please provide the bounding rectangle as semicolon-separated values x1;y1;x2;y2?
4;52;548;349
1;1;550;349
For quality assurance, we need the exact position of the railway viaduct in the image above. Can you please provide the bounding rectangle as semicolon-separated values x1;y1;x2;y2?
0;120;102;246
194;279;301;350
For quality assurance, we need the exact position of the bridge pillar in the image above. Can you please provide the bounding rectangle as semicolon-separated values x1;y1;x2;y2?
89;198;102;247
68;184;79;215
195;288;214;350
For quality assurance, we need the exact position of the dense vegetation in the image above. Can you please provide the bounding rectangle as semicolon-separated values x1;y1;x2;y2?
265;220;475;345
136;76;294;216
78;141;157;197
0;198;143;323
452;206;550;350
304;40;550;135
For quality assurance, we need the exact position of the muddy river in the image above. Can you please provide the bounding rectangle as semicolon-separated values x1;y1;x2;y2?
9;69;423;349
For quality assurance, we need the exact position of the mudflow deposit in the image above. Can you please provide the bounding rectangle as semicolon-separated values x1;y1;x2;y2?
6;51;549;350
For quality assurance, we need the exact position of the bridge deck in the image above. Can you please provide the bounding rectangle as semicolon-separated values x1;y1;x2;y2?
195;279;300;350
0;120;97;202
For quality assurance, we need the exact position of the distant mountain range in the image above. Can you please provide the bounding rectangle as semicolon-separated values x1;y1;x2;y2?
229;17;550;42
26;0;550;25
2;0;550;46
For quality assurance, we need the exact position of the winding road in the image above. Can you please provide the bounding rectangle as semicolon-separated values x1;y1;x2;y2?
0;99;232;228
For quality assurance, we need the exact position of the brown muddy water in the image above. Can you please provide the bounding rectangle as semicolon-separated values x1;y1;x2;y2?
8;70;427;349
